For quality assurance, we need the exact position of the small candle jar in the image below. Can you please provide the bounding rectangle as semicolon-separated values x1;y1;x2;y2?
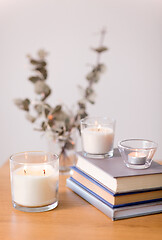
80;117;115;158
10;151;59;212
118;139;158;169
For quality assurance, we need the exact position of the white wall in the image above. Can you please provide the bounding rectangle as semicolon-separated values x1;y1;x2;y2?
0;0;162;165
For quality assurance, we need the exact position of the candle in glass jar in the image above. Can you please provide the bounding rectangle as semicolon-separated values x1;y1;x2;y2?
12;165;59;207
81;125;114;154
128;152;146;165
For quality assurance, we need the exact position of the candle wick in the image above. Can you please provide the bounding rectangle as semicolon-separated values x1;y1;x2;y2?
43;169;45;175
24;169;27;174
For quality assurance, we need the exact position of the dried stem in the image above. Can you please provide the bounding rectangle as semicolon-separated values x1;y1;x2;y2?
14;29;108;154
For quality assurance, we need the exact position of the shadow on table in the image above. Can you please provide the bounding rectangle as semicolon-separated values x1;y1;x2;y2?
56;189;88;210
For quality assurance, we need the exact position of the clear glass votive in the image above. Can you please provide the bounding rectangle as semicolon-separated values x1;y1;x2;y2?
118;139;158;169
80;117;115;158
10;151;59;212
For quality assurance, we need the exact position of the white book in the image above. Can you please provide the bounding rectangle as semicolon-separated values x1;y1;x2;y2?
66;178;162;221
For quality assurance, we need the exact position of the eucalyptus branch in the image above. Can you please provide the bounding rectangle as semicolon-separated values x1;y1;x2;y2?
74;28;108;129
14;29;108;153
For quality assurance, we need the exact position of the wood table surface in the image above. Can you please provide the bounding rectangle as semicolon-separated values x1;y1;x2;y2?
0;161;162;240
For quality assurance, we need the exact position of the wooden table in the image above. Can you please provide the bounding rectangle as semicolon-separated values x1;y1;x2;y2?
0;162;162;240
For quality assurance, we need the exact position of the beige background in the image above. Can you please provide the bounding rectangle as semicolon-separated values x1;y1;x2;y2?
0;0;162;165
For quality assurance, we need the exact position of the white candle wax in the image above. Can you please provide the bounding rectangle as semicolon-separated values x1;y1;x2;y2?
81;126;114;154
12;165;59;207
128;152;146;165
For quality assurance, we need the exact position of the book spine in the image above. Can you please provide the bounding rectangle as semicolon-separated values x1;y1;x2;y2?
76;156;117;192
71;166;162;196
67;177;162;221
71;166;115;195
70;177;162;208
66;178;115;220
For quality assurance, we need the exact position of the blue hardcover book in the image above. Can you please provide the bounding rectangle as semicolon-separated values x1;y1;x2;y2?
70;166;162;207
66;178;162;221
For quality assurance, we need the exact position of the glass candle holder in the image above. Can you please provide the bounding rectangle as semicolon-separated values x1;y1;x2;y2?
80;117;115;158
118;139;158;169
10;151;59;212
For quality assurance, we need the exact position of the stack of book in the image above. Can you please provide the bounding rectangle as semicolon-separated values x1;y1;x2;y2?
66;150;162;220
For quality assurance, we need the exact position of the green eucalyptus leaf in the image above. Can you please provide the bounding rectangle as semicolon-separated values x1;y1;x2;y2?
92;46;108;53
42;89;51;101
26;113;36;123
14;99;23;108
37;49;48;59
14;98;30;111
36;67;47;79
78;101;86;109
29;76;42;83
53;110;69;122
86;71;100;83
48;120;54;127
34;104;43;115
97;63;106;73
45;108;50;117
87;99;95;104
41;121;47;131
86;88;96;104
51;105;62;114
86;87;93;95
35;81;51;95
78;111;88;120
23;99;30;111
30;59;46;67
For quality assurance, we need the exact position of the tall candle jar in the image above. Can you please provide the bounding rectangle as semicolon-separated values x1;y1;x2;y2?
80;117;115;158
10;151;59;212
